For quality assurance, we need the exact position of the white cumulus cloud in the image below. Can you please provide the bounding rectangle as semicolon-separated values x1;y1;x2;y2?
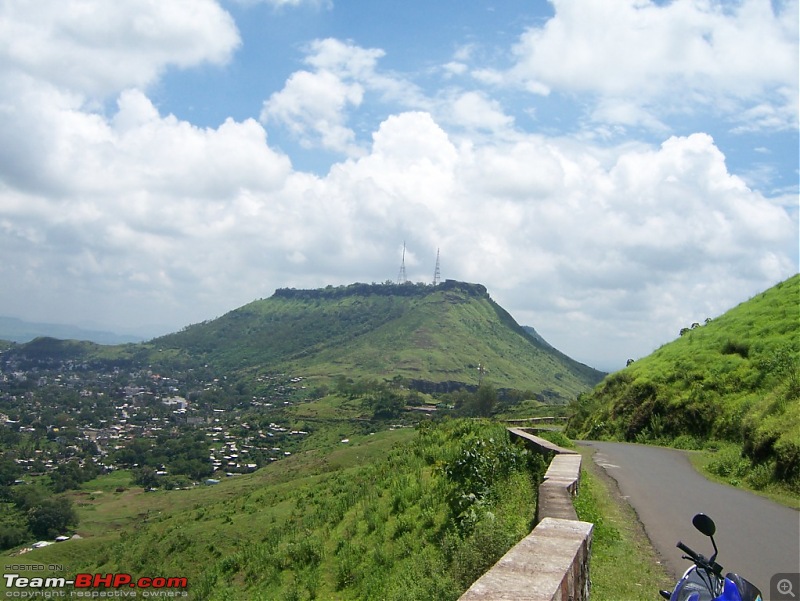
501;0;799;131
0;0;240;97
261;38;429;155
0;2;795;372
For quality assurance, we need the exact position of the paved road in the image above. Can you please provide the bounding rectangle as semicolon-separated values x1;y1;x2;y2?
581;441;800;598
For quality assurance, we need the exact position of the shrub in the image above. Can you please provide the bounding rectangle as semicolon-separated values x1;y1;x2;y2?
286;535;323;568
671;434;703;450
774;437;800;482
335;541;364;591
537;430;575;449
706;445;749;480
450;514;518;588
746;462;775;490
442;425;536;531
721;340;750;358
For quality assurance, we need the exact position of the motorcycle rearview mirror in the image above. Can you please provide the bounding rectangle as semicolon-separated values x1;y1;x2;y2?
692;513;716;537
692;513;719;563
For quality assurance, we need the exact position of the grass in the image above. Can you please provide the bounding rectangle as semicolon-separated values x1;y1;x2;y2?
567;274;800;494
147;282;604;398
574;446;673;601
3;422;685;600
687;446;800;510
1;428;415;592
2;419;545;600
534;429;576;449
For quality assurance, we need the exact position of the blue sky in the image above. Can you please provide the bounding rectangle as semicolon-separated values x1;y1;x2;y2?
0;0;797;370
156;2;549;122
154;0;799;190
156;0;798;190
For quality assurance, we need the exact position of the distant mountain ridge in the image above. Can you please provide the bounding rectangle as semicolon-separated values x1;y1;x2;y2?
152;280;605;401
0;316;143;345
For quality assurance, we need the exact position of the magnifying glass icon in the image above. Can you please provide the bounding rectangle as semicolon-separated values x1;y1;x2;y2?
778;578;796;598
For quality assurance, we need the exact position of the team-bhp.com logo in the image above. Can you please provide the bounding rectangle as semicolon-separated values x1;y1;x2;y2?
4;573;188;597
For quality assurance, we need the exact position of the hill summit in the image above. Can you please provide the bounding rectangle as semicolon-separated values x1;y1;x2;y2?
153;280;604;402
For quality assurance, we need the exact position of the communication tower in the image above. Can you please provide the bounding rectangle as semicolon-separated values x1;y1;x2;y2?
433;248;441;286
397;242;407;284
477;362;486;385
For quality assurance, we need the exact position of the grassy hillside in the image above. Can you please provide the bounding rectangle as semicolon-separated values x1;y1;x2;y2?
152;281;604;401
567;274;799;494
6;420;545;601
2;281;603;403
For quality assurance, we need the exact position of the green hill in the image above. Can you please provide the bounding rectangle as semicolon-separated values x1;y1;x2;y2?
151;280;604;402
567;274;800;493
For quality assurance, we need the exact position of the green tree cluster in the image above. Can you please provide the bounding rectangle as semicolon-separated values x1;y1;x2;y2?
334;376;410;419
0;484;78;549
439;383;499;417
112;430;212;488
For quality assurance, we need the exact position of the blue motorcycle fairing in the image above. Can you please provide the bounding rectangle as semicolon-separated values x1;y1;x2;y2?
669;567;764;601
666;515;761;601
725;573;763;601
671;573;761;601
717;578;744;601
670;567;719;601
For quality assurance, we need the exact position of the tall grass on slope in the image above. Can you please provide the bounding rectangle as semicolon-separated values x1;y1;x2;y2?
33;420;544;601
196;419;545;600
567;275;800;496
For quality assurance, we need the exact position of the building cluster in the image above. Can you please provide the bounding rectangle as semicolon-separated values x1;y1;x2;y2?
0;348;310;485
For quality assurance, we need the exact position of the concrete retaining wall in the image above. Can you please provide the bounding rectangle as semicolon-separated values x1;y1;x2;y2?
458;428;593;601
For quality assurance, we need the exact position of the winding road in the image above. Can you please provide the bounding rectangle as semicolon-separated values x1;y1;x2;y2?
581;441;800;599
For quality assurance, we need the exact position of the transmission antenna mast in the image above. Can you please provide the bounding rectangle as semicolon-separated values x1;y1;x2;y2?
397;241;407;284
433;248;441;286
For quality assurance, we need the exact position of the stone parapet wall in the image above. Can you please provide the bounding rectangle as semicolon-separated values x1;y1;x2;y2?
459;517;593;601
506;428;579;458
537;453;582;522
458;428;592;601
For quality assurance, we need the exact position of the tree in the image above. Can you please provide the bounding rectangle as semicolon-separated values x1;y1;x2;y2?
368;390;405;420
132;467;158;489
0;524;29;550
0;458;21;487
459;384;498;417
27;498;78;538
474;384;498;417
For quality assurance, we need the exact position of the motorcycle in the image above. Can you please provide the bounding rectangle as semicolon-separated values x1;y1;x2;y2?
659;513;763;601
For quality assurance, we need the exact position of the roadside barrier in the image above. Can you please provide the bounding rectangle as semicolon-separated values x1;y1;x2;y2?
458;428;593;601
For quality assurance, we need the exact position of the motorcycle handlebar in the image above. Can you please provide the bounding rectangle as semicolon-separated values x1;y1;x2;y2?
676;541;723;576
676;541;699;562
